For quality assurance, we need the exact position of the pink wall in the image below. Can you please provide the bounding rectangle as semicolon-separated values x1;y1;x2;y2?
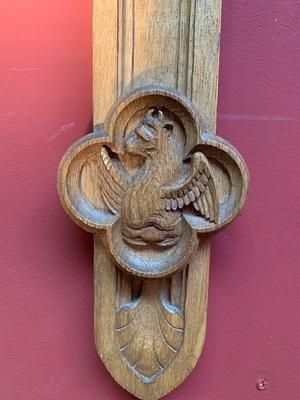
0;1;299;399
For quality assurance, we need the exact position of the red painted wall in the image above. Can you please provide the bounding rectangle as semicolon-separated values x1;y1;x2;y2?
1;1;299;399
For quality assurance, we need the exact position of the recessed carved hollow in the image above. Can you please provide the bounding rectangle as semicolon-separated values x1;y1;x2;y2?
58;87;248;278
58;86;249;395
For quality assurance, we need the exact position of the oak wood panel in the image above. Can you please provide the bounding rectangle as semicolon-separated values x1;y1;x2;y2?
92;1;222;398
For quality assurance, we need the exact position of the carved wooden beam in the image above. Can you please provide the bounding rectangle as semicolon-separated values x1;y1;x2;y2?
57;1;249;399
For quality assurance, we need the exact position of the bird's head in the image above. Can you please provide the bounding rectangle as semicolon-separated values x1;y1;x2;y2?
124;108;173;158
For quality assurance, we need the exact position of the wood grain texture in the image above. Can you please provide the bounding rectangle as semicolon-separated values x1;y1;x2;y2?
94;233;211;400
57;1;249;399
93;1;223;397
93;0;221;131
58;87;248;278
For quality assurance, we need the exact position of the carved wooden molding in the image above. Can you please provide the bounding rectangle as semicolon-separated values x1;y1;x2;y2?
58;2;249;399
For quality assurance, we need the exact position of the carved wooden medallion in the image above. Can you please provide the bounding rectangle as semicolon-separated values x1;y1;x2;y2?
58;1;249;398
58;86;249;398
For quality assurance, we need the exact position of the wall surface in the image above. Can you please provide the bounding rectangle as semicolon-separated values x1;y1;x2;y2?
0;1;299;399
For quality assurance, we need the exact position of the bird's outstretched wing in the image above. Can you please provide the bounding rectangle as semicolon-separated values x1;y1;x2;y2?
98;146;130;215
160;152;219;223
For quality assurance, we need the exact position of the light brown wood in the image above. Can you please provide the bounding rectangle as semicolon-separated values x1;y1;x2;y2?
57;1;249;399
93;0;222;132
94;234;211;400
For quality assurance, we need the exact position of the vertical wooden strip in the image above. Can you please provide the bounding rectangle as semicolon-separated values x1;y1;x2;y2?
170;271;183;309
184;239;210;364
186;0;196;100
126;0;182;90
93;1;222;398
117;0;122;98
191;1;222;132
118;0;135;97
93;0;118;124
177;0;191;94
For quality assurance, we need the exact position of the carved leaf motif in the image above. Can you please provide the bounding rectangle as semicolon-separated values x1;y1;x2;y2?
160;152;219;223
116;280;184;382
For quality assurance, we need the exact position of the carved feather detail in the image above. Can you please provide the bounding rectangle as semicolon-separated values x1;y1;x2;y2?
160;152;219;223
116;280;184;382
97;146;130;215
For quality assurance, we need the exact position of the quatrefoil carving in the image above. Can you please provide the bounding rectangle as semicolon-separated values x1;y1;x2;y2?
58;86;248;278
58;86;249;393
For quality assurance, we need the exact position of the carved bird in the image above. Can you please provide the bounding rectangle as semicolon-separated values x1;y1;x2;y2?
98;108;219;247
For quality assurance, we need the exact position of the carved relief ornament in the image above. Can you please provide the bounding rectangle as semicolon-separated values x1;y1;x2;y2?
58;86;249;399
